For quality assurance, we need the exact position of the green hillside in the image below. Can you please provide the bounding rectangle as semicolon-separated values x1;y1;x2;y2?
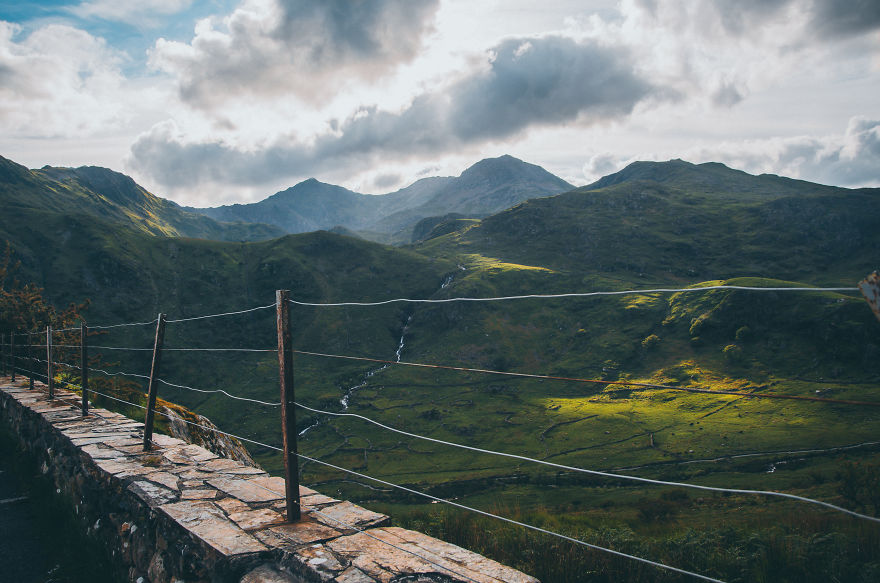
420;159;879;283
3;155;879;582
0;155;283;243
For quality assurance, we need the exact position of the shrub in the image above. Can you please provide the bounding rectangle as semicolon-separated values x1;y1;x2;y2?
641;334;661;350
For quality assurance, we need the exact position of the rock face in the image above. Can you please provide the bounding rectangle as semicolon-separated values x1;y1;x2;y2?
0;378;540;583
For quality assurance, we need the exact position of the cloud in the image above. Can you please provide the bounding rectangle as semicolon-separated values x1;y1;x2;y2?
687;117;880;187
0;22;131;137
129;35;662;191
148;0;440;107
71;0;194;26
647;0;880;40
583;153;624;180
371;173;402;191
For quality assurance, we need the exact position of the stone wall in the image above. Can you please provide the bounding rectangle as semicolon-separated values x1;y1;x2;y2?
0;378;539;583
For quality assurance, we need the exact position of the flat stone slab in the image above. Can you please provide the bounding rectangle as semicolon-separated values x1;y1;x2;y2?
228;507;284;531
160;501;267;556
151;434;186;448
145;471;180;491
267;519;342;546
81;444;127;460
181;488;219;500
93;458;155;477
163;444;218;464
216;496;251;515
200;458;259;473
328;527;540;583
129;480;178;507
312;501;389;531
207;476;283;503
247;475;286;496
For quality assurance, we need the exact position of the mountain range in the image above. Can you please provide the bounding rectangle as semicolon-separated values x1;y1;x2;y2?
186;154;574;243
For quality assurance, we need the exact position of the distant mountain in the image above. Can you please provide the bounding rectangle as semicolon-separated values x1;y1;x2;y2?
418;159;880;284
192;179;376;234
188;155;574;243
0;155;284;242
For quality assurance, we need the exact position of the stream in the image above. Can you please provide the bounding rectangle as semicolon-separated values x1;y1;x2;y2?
298;315;411;438
298;272;458;438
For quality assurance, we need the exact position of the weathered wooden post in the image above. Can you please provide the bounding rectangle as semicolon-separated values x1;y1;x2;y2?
46;326;54;399
143;313;166;451
28;332;34;390
276;290;301;522
9;332;15;382
81;321;89;416
1;333;5;376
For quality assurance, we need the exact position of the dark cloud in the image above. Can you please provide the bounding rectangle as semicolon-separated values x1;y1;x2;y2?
275;0;439;66
810;0;880;37
150;0;439;107
704;0;880;38
132;35;661;190
448;37;655;141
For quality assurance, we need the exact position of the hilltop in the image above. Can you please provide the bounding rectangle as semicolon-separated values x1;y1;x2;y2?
0;155;283;244
417;159;880;284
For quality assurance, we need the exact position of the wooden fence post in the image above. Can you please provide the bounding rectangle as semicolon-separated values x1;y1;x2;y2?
276;290;301;522
1;333;5;376
47;326;54;399
9;332;14;382
143;313;167;451
28;332;34;390
81;321;89;416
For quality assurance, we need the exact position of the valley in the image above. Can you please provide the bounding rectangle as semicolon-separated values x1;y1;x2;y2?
1;153;878;582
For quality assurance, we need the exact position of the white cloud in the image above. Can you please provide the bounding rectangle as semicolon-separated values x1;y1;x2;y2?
70;0;195;26
685;117;880;187
0;22;129;137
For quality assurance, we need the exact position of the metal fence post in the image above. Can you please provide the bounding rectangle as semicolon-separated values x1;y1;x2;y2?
81;321;89;416
47;326;54;399
143;313;166;451
276;290;301;522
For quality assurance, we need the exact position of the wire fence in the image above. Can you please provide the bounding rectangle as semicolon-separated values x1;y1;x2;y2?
1;280;879;583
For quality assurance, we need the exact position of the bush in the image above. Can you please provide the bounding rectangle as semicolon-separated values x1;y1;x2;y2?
722;343;743;364
641;334;661;350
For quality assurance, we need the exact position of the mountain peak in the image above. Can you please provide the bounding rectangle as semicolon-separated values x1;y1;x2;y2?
458;155;573;190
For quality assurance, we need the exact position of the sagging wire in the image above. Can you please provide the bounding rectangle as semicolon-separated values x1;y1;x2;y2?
288;284;858;307
165;302;277;324
157;378;280;407
294;401;880;524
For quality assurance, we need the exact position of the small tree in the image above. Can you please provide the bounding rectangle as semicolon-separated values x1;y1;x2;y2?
0;242;87;336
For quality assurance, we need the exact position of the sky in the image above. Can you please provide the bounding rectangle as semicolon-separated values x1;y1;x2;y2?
1;0;879;207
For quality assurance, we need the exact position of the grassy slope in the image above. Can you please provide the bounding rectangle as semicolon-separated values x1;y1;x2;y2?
4;158;879;581
0;155;282;242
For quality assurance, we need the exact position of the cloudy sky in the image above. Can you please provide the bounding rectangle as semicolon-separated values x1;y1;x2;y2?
1;0;879;206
